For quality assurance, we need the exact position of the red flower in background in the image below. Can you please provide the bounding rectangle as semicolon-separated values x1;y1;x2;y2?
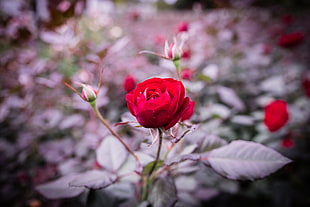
126;78;194;129
278;32;304;47
181;68;194;80
281;14;293;25
123;75;136;93
264;100;289;132
302;77;310;98
281;138;295;149
177;21;189;33
182;49;191;59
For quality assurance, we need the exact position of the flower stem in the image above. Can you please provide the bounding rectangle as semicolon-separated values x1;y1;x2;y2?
90;101;139;162
149;129;163;176
141;128;163;201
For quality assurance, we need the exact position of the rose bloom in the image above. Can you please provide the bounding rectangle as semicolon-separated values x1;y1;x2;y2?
264;100;289;132
278;32;304;47
126;77;194;129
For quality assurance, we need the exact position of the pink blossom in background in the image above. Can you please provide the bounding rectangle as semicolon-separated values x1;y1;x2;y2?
181;68;194;80
182;49;191;59
177;21;189;33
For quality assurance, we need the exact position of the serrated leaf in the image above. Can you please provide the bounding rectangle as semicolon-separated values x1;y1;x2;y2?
142;160;163;176
148;175;177;207
207;140;292;180
36;174;85;199
197;135;227;153
96;136;128;172
69;170;117;189
165;154;201;166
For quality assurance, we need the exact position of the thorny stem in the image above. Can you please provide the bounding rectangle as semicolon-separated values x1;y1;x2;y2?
141;128;163;201
90;101;139;163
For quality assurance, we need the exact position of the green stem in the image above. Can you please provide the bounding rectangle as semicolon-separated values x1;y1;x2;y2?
173;58;181;80
141;128;163;201
90;101;139;162
149;129;163;176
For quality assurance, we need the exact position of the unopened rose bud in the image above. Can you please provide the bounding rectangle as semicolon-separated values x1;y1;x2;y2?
81;84;98;102
165;41;182;60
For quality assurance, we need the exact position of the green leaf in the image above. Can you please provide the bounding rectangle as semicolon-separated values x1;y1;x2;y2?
142;160;163;176
148;174;177;207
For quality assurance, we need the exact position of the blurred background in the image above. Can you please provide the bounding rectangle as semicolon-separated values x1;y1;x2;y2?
1;0;310;207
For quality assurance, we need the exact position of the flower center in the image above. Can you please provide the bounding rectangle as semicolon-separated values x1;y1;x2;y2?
144;88;161;101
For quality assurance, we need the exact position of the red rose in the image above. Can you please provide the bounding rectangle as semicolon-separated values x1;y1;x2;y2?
264;100;289;132
126;77;193;129
278;32;304;47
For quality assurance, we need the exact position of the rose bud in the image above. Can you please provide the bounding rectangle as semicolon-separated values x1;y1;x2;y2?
126;77;193;130
164;36;186;61
123;75;136;93
81;84;98;102
264;100;289;132
278;32;304;47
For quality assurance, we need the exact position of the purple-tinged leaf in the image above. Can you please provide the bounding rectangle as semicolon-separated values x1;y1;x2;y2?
69;170;117;190
165;154;201;166
165;144;199;166
148;174;177;207
171;124;197;143
35;174;85;199
207;140;292;180
96;136;128;172
196;134;227;153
